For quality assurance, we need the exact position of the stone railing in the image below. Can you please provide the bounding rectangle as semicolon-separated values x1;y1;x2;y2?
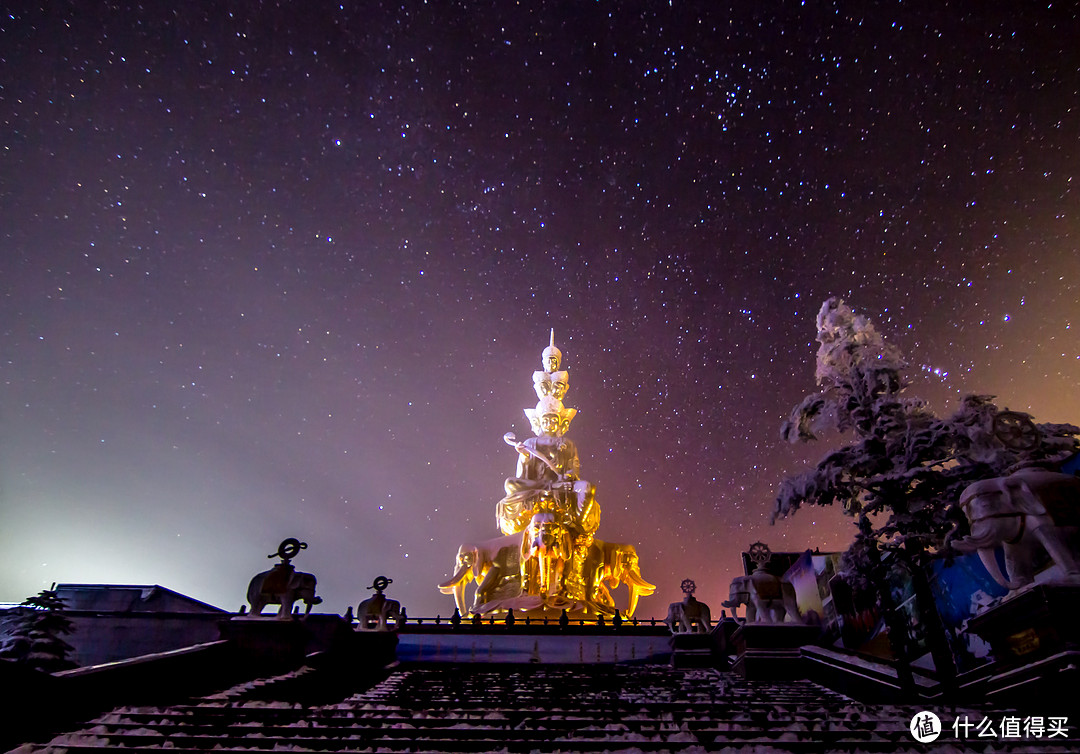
387;609;672;635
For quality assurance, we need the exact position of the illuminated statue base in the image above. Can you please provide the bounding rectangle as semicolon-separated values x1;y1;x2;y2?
476;594;593;618
440;518;654;619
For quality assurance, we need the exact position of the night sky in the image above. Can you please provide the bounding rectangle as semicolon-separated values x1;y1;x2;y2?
2;2;1078;619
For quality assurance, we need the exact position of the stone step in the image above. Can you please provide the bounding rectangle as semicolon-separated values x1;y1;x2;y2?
15;664;1076;753
17;738;1080;754
70;717;915;737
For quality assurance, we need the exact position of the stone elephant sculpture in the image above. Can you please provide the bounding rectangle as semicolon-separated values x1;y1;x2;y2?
584;540;656;618
247;563;322;618
665;595;712;633
438;531;522;615
356;595;401;631
948;469;1080;592
722;571;800;623
357;576;402;632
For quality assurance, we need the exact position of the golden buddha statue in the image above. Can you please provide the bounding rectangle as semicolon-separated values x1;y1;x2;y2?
437;332;653;619
496;396;596;538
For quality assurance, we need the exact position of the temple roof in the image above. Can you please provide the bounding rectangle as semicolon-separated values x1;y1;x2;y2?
53;584;227;614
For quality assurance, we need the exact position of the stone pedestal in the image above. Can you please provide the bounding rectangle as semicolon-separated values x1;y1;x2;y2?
729;623;822;680
960;583;1080;705
220;616;400;679
219;617;314;672
966;583;1080;661
669;632;719;668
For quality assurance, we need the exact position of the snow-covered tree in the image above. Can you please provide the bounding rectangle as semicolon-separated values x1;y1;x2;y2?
776;297;1079;579
0;589;76;672
774;298;1079;672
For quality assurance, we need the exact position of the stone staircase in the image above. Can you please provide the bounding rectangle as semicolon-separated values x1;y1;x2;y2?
12;663;1076;753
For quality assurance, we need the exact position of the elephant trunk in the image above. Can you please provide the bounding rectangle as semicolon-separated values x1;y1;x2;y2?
723;578;749;610
452;579;467;615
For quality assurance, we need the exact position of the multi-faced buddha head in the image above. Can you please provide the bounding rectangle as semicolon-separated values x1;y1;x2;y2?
526;395;575;437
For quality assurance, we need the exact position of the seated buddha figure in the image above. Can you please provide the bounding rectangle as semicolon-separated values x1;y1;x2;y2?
496;396;599;539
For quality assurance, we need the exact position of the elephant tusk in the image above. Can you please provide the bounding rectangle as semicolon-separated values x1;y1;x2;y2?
437;564;472;615
438;563;472;592
977;548;1023;591
950;515;1024;553
624;572;657;594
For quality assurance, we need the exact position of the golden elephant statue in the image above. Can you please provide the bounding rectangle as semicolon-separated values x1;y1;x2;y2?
583;540;656;618
438;532;522;615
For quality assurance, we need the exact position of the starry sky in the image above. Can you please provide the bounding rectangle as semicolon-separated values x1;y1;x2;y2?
2;2;1078;619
